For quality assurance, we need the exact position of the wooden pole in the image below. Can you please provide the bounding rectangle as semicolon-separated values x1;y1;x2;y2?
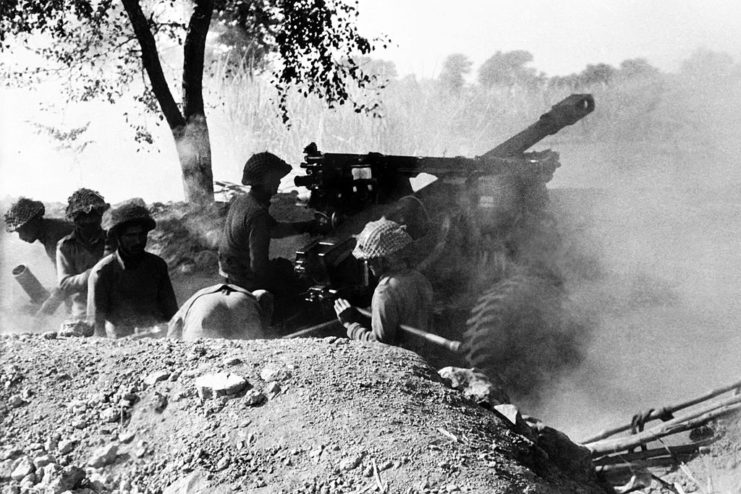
594;441;711;465
356;307;462;353
581;378;741;444
588;395;741;457
282;320;339;339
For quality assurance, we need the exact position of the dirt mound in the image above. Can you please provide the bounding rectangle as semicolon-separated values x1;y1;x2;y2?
0;334;607;493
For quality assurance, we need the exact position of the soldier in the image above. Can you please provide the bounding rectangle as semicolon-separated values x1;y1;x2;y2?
218;152;323;314
333;218;434;351
87;199;178;337
167;284;273;341
4;197;73;266
57;188;110;320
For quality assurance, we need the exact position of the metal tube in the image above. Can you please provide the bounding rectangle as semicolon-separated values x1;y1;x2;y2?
12;264;50;305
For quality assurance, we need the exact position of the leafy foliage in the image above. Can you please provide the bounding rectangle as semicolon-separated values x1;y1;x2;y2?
0;0;386;126
438;53;472;93
478;50;542;88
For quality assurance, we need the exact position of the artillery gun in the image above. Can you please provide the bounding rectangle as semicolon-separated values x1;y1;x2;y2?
291;94;595;396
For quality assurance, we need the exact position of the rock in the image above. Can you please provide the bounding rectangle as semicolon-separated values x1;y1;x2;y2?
57;439;78;455
260;365;291;383
39;463;60;483
42;331;58;340
19;472;37;488
46;465;85;494
120;393;139;407
144;370;171;387
528;419;598;484
88;444;118;468
339;454;363;471
243;389;266;407
163;470;232;494
223;357;242;366
118;431;136;444
194;373;248;399
44;437;58;453
215;457;230;471
493;404;522;426
438;367;510;408
33;455;53;469
265;382;281;398
8;395;25;408
363;465;373;477
2;449;24;461
99;408;120;423
0;459;14;481
10;457;34;481
2;483;20;494
152;392;168;412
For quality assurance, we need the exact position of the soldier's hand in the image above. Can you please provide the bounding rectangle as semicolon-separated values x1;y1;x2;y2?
308;212;334;236
334;298;360;325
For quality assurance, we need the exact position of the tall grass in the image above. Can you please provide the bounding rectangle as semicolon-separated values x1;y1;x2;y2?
203;53;741;193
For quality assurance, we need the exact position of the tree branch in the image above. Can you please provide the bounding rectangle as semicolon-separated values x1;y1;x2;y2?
182;0;212;118
120;0;184;130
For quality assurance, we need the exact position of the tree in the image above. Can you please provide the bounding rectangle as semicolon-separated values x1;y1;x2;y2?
439;53;472;93
578;63;616;86
477;50;539;88
0;0;385;203
618;58;660;80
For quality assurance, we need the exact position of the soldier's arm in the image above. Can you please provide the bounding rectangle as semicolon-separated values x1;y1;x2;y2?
368;284;399;344
57;242;91;294
249;213;273;284
87;267;109;337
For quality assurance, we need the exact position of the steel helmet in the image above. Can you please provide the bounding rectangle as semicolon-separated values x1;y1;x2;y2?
65;188;109;220
241;152;292;186
4;198;45;232
103;198;156;234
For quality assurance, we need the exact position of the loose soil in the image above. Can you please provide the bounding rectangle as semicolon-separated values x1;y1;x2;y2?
1;335;607;493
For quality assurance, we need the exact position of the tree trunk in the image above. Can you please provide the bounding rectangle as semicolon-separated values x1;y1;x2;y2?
173;113;214;204
122;0;215;205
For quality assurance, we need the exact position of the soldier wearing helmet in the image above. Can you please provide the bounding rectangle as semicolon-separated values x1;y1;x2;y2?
56;188;110;320
4;197;73;266
218;152;322;320
87;199;177;337
333;218;433;350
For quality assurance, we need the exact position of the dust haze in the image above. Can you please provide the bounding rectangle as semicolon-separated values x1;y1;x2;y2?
537;58;741;438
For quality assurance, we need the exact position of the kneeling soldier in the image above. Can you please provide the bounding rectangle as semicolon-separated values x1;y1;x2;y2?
334;218;434;352
87;199;177;337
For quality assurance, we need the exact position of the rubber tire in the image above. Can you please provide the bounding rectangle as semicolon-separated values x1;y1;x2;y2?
463;271;586;400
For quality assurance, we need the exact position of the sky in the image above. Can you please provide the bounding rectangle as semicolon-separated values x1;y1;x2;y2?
356;0;741;77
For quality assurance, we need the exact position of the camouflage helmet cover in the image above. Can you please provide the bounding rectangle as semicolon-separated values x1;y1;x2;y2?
65;188;109;220
103;198;156;234
4;198;45;232
241;152;292;186
352;218;413;260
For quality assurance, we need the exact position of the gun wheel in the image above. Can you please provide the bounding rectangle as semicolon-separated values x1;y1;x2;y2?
462;271;586;400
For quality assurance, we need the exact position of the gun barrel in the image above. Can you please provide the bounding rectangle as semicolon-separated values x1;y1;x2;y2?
482;94;595;159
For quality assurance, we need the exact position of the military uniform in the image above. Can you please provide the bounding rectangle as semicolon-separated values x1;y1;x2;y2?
57;229;107;319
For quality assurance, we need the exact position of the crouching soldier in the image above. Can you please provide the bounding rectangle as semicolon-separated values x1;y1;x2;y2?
333;218;434;352
4;197;73;266
57;189;110;321
87;199;178;337
167;284;273;340
4;198;73;315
